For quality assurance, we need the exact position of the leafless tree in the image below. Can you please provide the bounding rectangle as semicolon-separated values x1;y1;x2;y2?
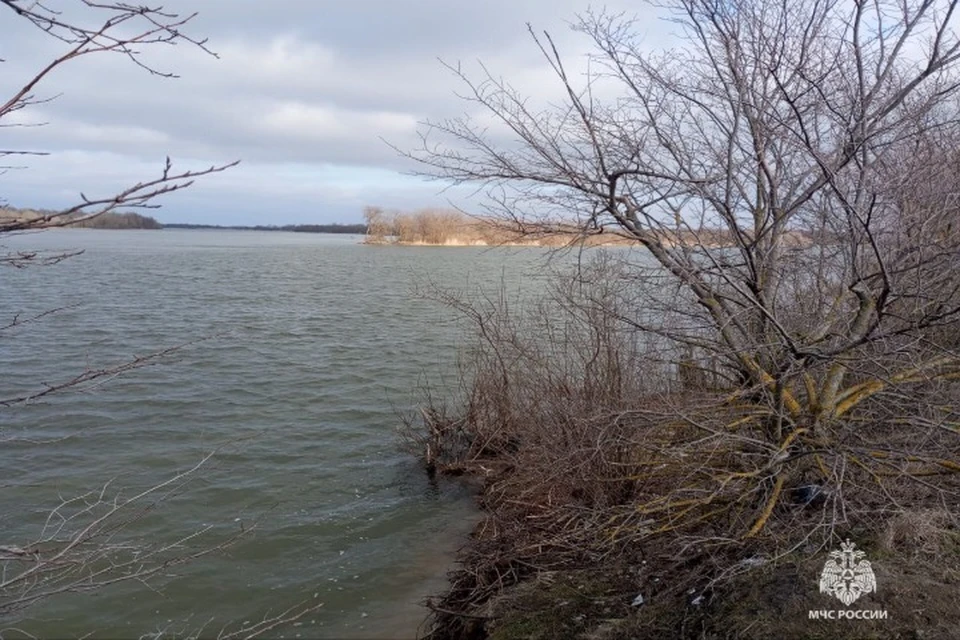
0;0;237;242
0;2;322;635
410;0;960;550
363;205;390;243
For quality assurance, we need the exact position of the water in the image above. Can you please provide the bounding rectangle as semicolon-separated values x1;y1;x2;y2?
0;229;550;638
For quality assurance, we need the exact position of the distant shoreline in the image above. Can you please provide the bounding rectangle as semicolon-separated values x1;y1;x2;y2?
1;207;367;234
163;223;367;234
52;226;368;235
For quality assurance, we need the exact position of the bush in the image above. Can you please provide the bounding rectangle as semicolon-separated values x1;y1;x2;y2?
406;250;960;638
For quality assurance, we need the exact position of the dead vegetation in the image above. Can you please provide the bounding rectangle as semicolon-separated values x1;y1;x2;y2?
404;250;960;639
399;0;960;635
363;207;507;246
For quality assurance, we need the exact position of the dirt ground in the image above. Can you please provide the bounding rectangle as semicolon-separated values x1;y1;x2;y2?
476;524;960;640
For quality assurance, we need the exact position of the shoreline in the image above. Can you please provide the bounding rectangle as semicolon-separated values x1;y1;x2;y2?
423;460;960;640
358;505;482;640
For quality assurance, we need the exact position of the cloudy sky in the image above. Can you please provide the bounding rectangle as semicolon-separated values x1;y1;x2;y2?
2;1;666;225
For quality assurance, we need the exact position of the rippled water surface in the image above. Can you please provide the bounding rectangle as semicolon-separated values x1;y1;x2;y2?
0;229;551;638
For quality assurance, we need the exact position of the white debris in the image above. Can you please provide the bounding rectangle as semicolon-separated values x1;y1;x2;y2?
631;593;645;607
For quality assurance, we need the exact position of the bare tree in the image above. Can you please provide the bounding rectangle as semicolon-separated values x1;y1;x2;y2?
0;0;237;242
0;451;228;619
410;0;960;548
0;3;328;635
363;205;390;243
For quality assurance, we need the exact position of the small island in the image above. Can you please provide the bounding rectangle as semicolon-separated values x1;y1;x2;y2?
363;205;557;246
362;206;819;248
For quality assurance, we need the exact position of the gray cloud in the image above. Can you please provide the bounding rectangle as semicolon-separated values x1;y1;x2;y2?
2;0;659;223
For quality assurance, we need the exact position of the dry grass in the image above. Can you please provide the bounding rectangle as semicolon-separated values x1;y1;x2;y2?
879;509;958;556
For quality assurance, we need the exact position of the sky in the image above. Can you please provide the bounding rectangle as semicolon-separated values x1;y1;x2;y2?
1;1;664;225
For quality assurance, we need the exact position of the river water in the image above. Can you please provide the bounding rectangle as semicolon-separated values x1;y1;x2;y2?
0;229;550;638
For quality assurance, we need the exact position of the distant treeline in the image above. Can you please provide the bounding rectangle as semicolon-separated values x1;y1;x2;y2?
70;212;163;229
0;206;366;233
164;223;367;234
0;207;163;229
